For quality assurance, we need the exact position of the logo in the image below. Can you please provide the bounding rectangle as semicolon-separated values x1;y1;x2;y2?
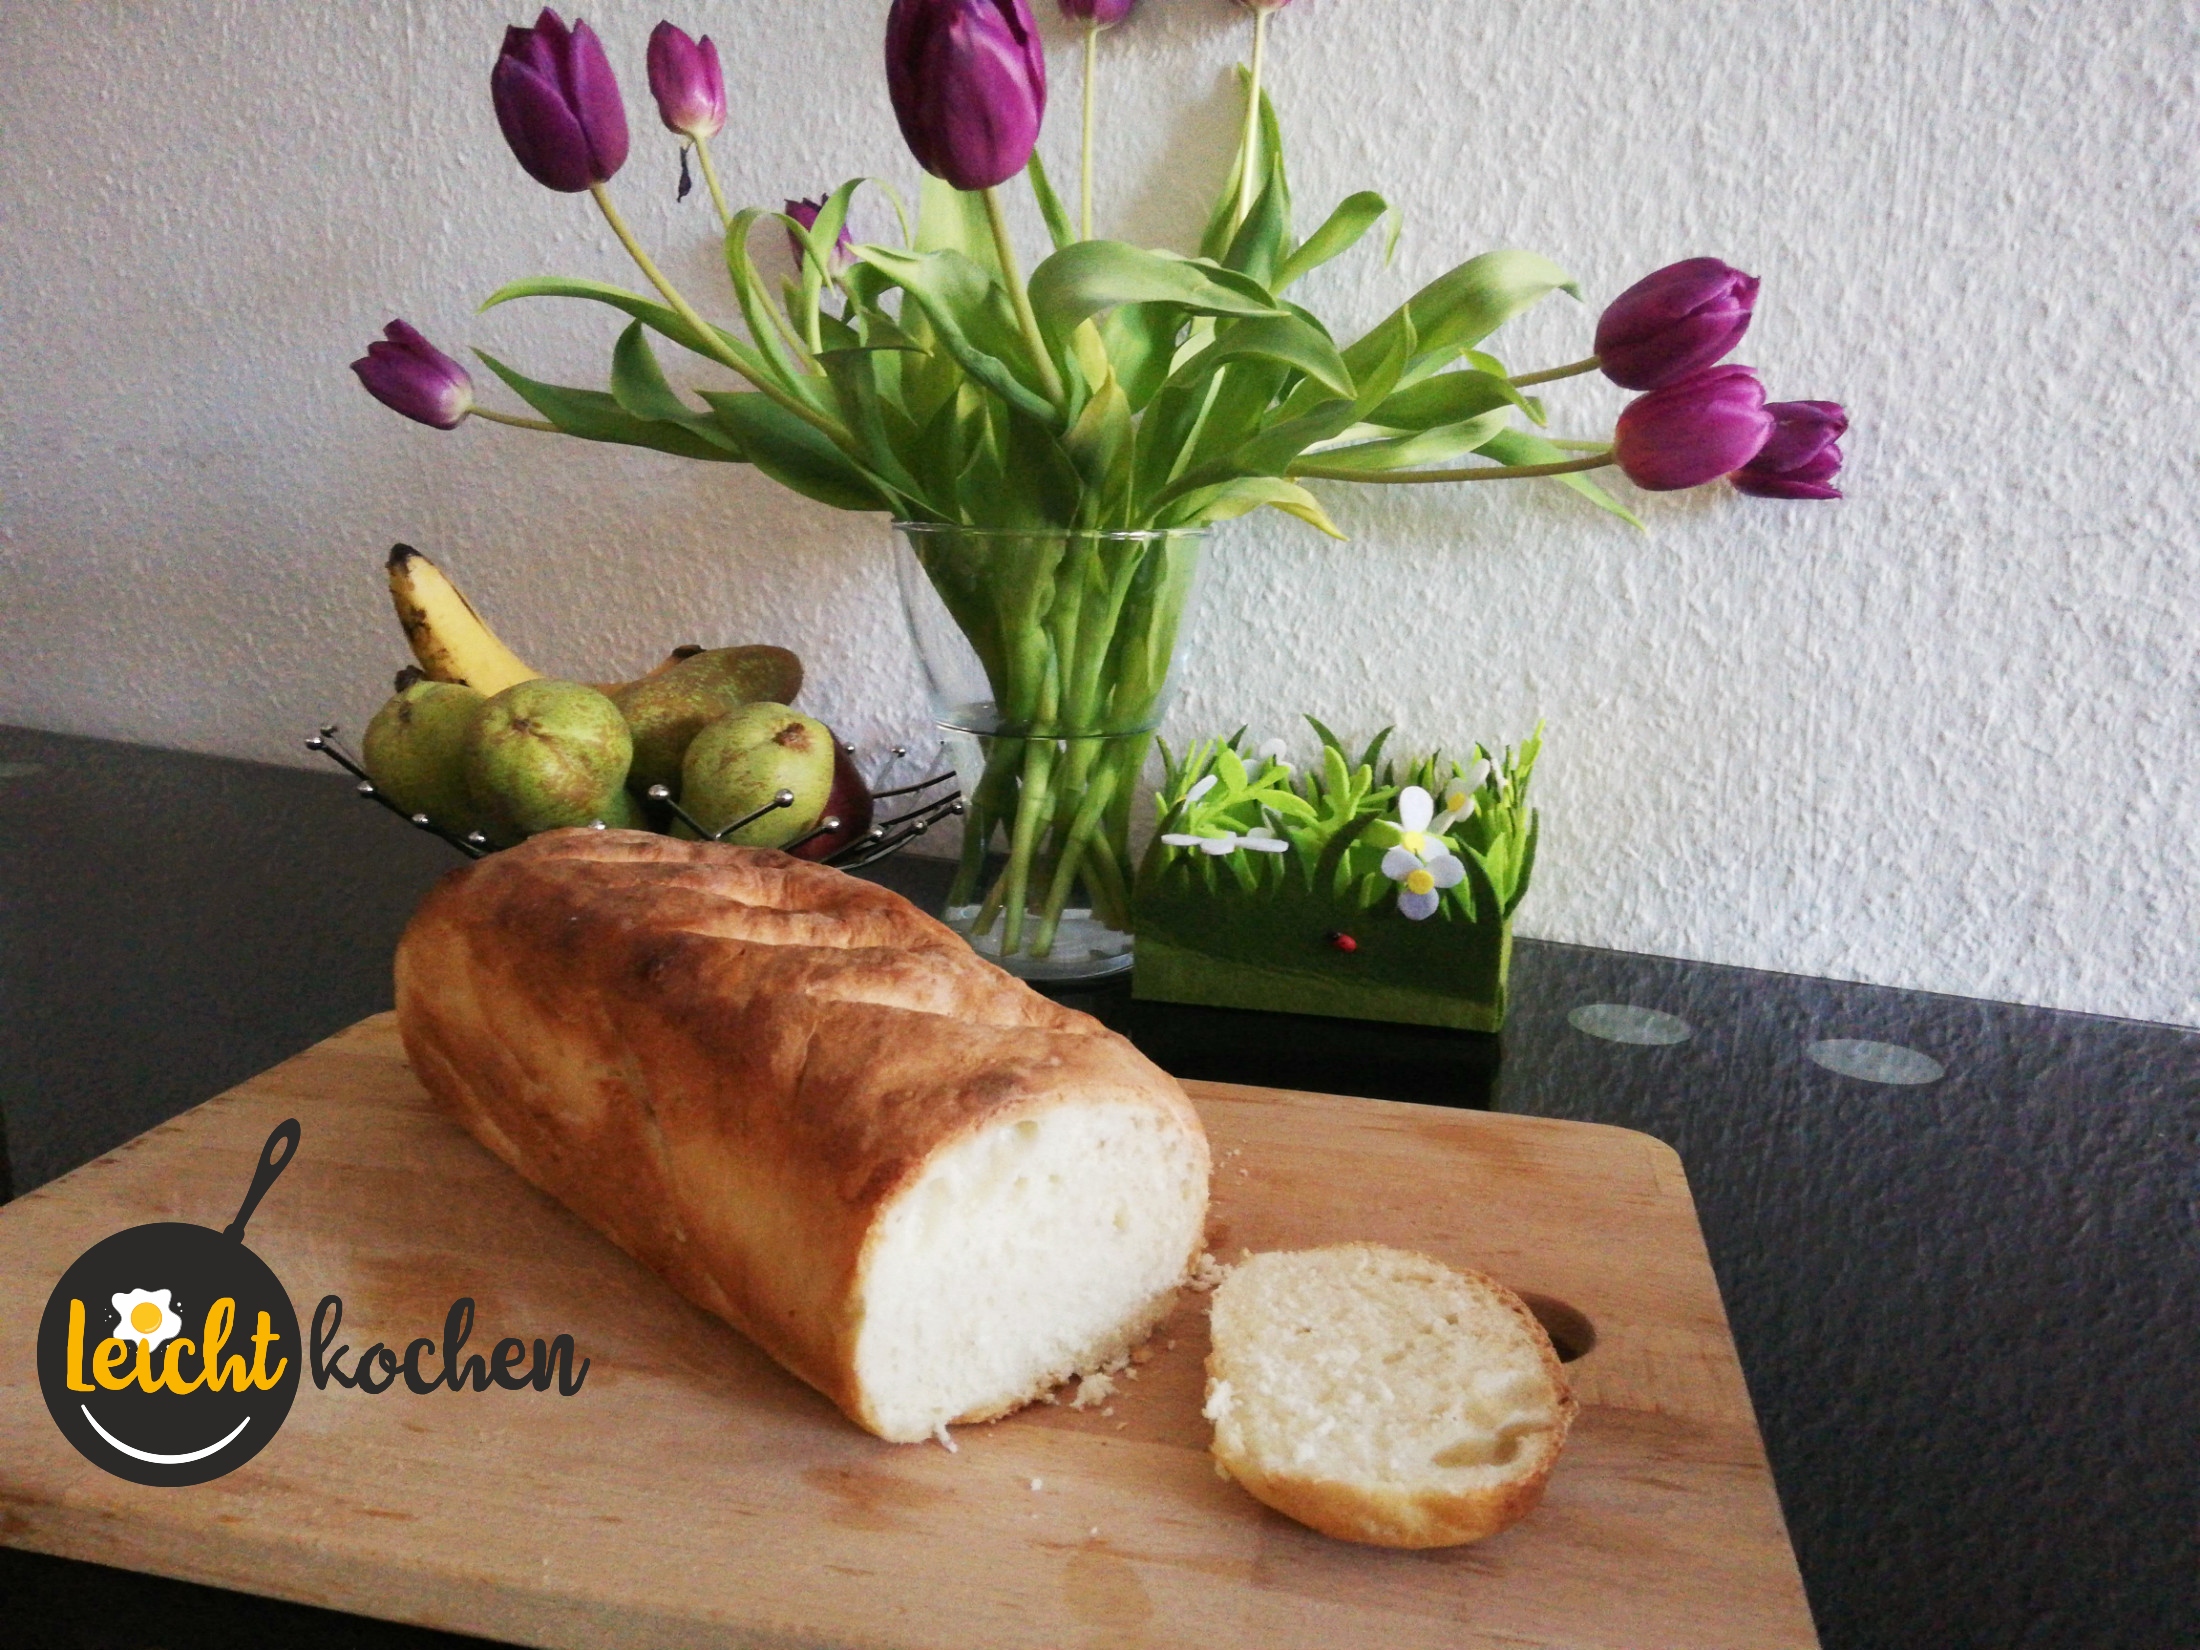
37;1121;303;1486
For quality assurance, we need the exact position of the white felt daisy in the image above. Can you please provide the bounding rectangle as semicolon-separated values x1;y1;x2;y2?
1380;786;1467;920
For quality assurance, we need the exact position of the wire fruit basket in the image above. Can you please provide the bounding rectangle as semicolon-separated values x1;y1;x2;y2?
306;724;963;871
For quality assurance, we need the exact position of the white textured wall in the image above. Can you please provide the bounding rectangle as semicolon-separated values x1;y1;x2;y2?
2;1;2194;1025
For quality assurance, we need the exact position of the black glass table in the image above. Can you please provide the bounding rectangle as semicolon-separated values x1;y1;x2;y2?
2;726;2192;1650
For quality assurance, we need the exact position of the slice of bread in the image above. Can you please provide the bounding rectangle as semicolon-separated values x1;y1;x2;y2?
1203;1244;1577;1548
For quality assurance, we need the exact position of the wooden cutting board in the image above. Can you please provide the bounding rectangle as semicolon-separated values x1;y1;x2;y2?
0;1014;1817;1649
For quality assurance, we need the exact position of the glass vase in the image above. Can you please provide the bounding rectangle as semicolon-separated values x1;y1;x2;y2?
893;523;1210;983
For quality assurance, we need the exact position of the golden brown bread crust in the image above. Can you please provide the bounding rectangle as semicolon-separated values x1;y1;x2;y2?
393;828;1202;1435
1207;1253;1576;1549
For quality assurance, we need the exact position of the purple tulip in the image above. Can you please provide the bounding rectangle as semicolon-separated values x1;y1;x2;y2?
1613;365;1773;492
646;22;725;141
492;9;629;192
784;198;854;275
885;0;1048;193
352;322;475;430
1733;401;1848;500
1595;258;1761;393
1059;0;1139;22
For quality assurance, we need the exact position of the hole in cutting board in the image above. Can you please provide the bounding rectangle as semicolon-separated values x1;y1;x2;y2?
1515;1292;1596;1362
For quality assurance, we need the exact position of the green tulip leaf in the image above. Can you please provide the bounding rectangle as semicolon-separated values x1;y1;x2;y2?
1101;302;1191;410
1201;71;1289;263
1222;170;1293;289
915;176;1003;277
725;208;825;401
1346;311;1416;420
1154;392;1362;510
477;276;772;383
1062;367;1135;514
1364;369;1536;431
1160;313;1353;402
1477;428;1644;528
1274;191;1392;291
1178;358;1296;482
1027;242;1286;357
1343;249;1578;392
606;323;741;451
815;347;932;514
1025;152;1077;254
1159;475;1343;539
781;178;865;340
475;350;739;462
1293;410;1509;474
699;391;892;512
854;244;1061;428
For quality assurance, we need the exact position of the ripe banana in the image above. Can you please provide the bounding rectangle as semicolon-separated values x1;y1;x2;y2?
386;544;543;697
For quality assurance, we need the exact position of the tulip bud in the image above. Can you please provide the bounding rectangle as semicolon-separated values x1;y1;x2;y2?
1733;401;1848;500
1059;0;1139;22
491;9;630;192
885;0;1048;193
646;22;726;142
352;322;475;430
1594;258;1760;393
1613;365;1773;492
784;198;855;275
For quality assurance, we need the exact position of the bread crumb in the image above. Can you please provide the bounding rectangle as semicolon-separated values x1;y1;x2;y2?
1070;1371;1116;1409
1185;1252;1229;1293
1029;1477;1043;1492
1166;1339;1177;1351
1102;1406;1115;1417
933;1424;957;1453
1089;1527;1100;1538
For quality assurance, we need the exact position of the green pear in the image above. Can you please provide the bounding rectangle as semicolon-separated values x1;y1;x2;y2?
361;680;485;831
678;644;803;706
465;679;634;843
614;645;807;797
677;702;835;848
591;785;648;831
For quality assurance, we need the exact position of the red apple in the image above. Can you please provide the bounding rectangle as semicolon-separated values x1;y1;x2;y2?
789;740;876;861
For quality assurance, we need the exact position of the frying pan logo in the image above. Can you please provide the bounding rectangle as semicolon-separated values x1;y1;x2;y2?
37;1121;304;1486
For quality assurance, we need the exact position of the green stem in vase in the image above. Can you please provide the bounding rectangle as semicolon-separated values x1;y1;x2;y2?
972;851;1011;940
998;736;1058;954
1084;805;1135;931
1033;760;1121;955
913;528;1198;963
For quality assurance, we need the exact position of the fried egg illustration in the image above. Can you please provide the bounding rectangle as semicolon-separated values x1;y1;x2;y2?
111;1288;182;1354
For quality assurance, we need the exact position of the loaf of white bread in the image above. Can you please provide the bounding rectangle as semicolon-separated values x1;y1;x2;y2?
1205;1245;1575;1547
394;829;1211;1443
